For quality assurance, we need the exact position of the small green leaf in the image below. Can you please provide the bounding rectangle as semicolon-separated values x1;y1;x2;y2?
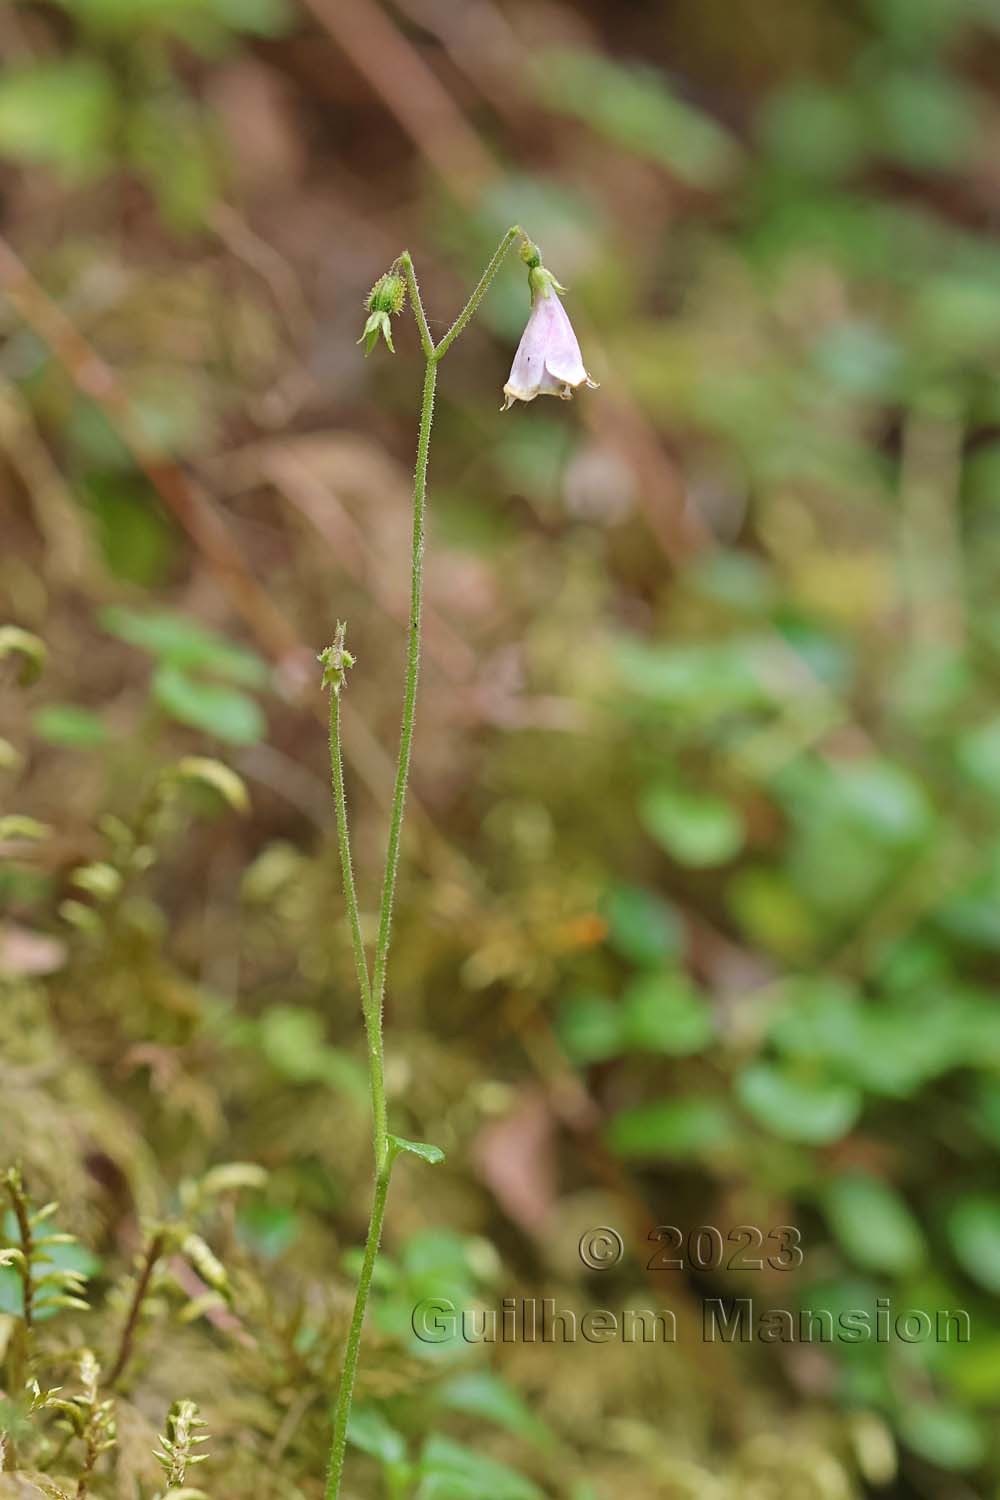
556;991;625;1063
235;1201;300;1261
417;1434;542;1500
600;882;683;965
257;1007;326;1081
102;607;268;686
153;665;265;745
256;1007;366;1097
874;68;977;173
533;48;741;188
736;1062;861;1145
956;717;1000;800
616;637;768;718
401;1228;477;1282
758;82;868;179
727;866;818;961
84;475;175;585
622;971;714;1055
767;977;955;1097
947;1194;1000;1294
33;704;109;748
639;784;744;868
822;1173;925;1275
897;1402;987;1472
347;1406;407;1466
389;1136;445;1166
606;1097;735;1160
436;1371;554;1450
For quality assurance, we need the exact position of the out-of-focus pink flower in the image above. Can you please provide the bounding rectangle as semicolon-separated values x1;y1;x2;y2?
502;262;598;410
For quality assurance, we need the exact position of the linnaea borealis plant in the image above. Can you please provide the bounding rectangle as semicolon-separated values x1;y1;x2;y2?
320;227;597;1500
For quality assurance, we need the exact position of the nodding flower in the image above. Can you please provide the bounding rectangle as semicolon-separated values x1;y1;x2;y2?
502;244;598;410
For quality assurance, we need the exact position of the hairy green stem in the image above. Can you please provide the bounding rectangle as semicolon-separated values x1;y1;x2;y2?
322;356;436;1500
434;225;522;359
398;252;434;359
329;688;380;1145
368;351;437;1139
324;227;524;1500
323;1167;390;1499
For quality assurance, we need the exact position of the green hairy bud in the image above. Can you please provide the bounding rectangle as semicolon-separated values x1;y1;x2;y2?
358;271;406;355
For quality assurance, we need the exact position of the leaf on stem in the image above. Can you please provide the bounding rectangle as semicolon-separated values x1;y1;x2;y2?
388;1135;445;1166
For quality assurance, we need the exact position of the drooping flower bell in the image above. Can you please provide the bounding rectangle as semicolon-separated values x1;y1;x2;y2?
502;242;598;410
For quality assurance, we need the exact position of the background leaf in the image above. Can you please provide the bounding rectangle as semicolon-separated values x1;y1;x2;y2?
152;665;265;744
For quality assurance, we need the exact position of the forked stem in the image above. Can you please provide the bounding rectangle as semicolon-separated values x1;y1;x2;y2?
323;227;524;1500
434;225;523;360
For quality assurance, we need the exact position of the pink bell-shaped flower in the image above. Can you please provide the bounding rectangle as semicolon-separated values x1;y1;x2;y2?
502;256;598;410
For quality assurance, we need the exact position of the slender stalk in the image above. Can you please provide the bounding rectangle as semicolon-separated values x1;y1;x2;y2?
397;252;434;360
329;687;382;1148
368;225;524;1038
433;224;522;359
324;227;525;1500
323;1167;391;1500
368;352;437;1132
322;357;436;1500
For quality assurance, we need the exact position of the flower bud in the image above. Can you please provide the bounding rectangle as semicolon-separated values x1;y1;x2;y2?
319;621;355;696
358;271;406;355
